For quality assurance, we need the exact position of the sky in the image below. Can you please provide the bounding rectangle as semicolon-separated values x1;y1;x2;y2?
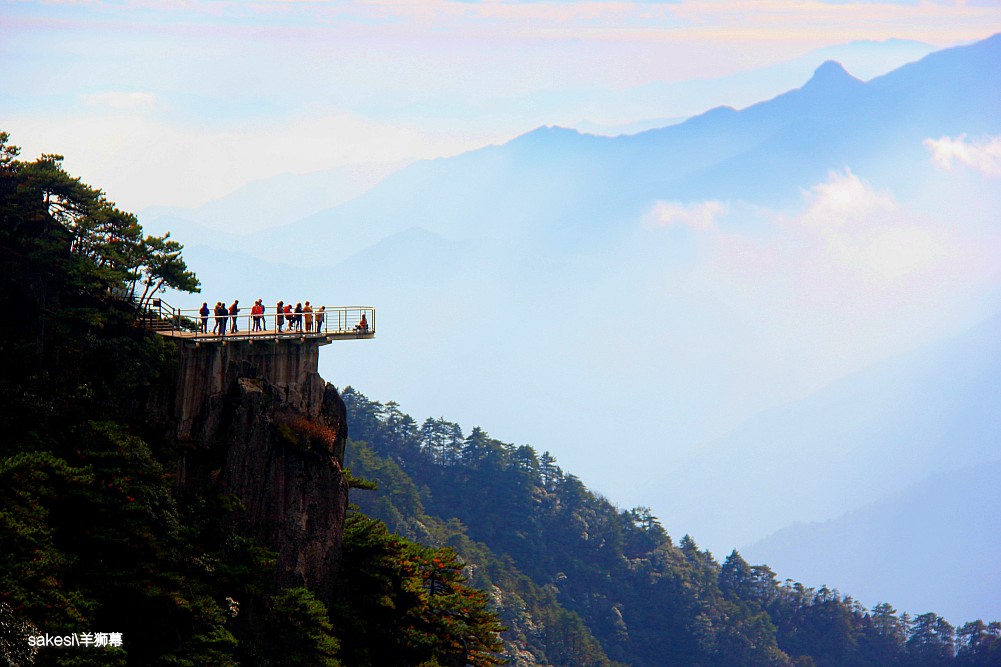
3;0;1001;214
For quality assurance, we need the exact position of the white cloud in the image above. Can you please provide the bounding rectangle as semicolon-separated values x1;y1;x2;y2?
684;167;997;380
794;169;946;281
800;168;897;227
925;134;1001;176
642;199;726;231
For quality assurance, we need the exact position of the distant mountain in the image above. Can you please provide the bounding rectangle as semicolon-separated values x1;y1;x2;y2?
142;161;403;237
563;38;936;135
637;311;1001;553
214;33;1001;267
744;461;1001;623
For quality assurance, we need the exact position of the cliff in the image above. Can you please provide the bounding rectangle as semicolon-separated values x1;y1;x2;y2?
163;338;349;601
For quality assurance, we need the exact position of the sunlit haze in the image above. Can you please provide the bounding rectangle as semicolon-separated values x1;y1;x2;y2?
3;1;1000;210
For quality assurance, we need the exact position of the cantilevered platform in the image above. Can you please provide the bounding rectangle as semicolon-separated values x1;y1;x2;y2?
157;328;374;346
140;300;375;346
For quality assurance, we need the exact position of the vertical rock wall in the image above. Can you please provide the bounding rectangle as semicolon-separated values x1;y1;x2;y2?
168;338;348;601
173;339;329;440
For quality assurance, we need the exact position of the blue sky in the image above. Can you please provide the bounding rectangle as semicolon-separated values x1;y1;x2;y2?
2;1;1001;211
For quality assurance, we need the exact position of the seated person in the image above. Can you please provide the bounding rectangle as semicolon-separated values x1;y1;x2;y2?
354;313;369;333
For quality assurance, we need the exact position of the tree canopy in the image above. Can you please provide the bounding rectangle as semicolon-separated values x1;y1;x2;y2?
0;131;199;316
342;386;1001;667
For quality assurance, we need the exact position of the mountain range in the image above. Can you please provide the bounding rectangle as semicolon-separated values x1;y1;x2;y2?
744;460;1001;623
144;33;1001;622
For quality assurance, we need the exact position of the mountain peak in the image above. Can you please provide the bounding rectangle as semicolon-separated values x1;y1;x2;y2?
805;60;862;88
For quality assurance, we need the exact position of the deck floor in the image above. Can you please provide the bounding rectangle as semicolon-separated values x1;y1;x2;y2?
155;328;374;344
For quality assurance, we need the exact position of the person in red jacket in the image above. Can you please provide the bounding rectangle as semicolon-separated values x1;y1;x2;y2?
251;300;263;331
229;300;240;333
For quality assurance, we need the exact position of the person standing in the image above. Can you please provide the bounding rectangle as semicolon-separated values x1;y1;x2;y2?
229;300;240;333
276;300;284;332
214;302;226;335
303;301;314;332
284;302;294;330
199;302;210;333
315;306;325;333
251;300;262;331
294;302;303;331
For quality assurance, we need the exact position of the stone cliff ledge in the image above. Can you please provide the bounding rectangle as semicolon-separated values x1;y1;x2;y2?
163;338;349;600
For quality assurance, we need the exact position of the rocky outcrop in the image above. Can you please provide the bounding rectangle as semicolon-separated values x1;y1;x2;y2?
164;338;348;601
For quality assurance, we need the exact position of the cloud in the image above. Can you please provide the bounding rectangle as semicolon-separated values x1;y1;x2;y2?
684;167;998;375
925;134;1001;176
641;199;726;230
641;171;944;285
792;169;947;281
641;170;953;295
799;167;897;227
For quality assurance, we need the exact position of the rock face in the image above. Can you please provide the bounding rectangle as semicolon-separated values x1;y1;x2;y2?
165;338;348;601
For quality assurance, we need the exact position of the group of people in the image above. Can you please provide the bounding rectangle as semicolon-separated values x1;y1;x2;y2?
274;300;324;333
197;300;368;335
200;300;241;334
197;300;323;334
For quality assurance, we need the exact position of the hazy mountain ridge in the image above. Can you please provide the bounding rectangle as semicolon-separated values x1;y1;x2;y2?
640;310;1001;550
562;38;937;137
142;161;405;240
154;33;1000;269
744;461;1001;622
266;33;998;262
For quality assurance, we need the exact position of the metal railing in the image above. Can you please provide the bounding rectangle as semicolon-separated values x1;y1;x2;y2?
138;299;375;341
137;297;185;331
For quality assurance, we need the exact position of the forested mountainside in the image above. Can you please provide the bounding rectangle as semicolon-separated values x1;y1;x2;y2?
0;133;505;667
342;388;1001;667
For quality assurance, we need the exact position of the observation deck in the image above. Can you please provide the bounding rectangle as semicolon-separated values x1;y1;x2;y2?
139;298;375;346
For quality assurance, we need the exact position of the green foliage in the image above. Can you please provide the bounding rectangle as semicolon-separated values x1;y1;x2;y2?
0;131;199;322
0;452;96;627
956;620;1001;666
0;134;258;665
331;513;505;667
343;385;1000;667
246;588;340;667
